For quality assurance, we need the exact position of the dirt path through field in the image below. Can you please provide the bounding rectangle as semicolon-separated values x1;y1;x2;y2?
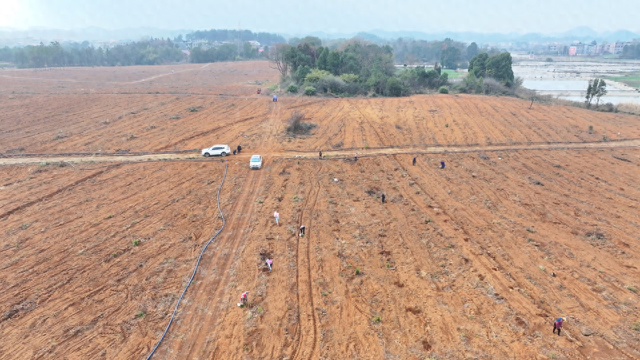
2;138;639;166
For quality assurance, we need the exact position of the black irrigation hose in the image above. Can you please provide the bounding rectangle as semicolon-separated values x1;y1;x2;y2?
146;161;228;359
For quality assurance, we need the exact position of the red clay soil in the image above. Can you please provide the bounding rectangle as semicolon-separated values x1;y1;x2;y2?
1;62;639;360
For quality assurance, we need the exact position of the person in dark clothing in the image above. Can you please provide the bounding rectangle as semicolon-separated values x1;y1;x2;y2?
233;149;237;155
553;317;566;336
440;161;445;169
381;193;386;204
413;157;417;166
299;225;306;237
237;145;242;154
319;151;322;159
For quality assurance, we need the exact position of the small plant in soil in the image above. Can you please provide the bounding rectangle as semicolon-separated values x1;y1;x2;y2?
372;316;381;323
132;239;141;246
526;227;535;233
355;268;361;275
285;111;316;135
136;311;145;318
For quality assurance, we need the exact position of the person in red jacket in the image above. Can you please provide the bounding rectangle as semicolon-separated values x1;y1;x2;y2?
553;317;566;335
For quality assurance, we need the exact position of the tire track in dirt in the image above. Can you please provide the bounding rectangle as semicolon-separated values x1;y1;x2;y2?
150;165;264;358
154;99;279;358
289;165;322;360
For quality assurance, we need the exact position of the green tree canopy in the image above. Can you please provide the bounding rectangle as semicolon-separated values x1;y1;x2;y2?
440;46;461;69
466;42;479;60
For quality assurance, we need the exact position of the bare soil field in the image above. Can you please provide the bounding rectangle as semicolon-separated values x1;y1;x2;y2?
1;61;639;360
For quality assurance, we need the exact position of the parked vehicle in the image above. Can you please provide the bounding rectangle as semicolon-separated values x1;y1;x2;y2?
249;155;263;169
202;144;231;157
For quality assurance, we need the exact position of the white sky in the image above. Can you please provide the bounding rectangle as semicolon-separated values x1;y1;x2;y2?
1;0;639;34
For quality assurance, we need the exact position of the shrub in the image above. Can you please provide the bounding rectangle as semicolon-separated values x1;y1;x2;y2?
285;111;316;135
340;73;359;83
304;86;316;96
188;107;199;112
385;77;403;97
136;311;145;318
372;316;381;323
305;69;332;83
316;76;346;94
546;57;554;62
287;84;298;93
355;268;361;275
132;239;141;246
438;86;449;94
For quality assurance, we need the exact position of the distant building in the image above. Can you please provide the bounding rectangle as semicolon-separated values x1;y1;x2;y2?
248;40;260;47
609;41;629;54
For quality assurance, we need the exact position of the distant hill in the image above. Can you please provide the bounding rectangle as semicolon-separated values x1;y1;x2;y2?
288;27;640;44
0;27;191;42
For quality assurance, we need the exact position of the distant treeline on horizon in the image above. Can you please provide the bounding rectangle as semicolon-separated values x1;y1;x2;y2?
1;28;640;69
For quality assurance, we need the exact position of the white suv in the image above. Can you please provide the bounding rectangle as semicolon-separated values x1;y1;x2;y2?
202;144;231;157
250;155;262;169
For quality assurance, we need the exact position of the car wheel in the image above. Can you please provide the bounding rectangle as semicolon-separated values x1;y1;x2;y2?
204;153;211;157
221;152;227;157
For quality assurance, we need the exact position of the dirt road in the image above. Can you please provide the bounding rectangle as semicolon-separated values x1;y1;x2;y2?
2;138;639;166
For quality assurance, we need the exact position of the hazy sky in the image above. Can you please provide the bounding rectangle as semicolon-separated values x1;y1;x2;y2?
1;0;639;34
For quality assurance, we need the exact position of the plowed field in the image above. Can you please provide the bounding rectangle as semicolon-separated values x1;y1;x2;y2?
1;61;639;360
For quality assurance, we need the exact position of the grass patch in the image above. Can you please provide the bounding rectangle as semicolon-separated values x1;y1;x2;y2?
627;286;637;293
606;73;640;89
442;69;465;79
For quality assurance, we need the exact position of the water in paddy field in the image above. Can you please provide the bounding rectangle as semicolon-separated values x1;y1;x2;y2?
514;60;640;105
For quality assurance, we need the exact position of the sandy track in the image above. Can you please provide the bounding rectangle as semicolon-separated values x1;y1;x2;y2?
1;138;639;166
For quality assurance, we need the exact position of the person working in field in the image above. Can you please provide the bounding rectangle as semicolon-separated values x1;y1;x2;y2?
553;317;566;336
239;291;249;306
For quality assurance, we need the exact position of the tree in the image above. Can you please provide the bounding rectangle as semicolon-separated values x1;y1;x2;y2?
466;42;479;60
485;52;514;86
441;46;461;69
294;65;311;84
269;43;291;78
385;77;403;97
585;78;607;107
468;53;488;78
316;46;328;70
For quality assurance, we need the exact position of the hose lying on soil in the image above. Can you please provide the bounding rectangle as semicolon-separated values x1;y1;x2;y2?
146;161;228;359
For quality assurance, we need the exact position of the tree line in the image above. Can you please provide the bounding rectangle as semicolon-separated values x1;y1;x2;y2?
270;36;516;97
621;42;640;59
189;42;268;63
0;39;184;68
184;29;285;45
271;37;450;97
